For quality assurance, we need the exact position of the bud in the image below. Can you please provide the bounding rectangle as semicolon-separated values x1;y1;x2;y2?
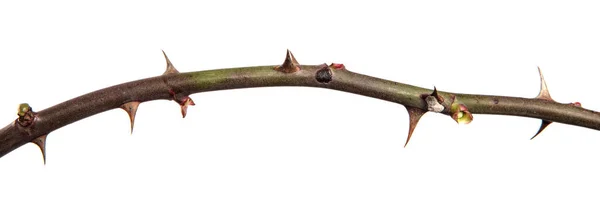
450;103;473;124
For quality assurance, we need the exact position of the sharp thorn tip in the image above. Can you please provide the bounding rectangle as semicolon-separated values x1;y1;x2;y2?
32;135;47;165
531;120;552;140
275;49;300;73
161;50;179;75
120;101;140;134
536;66;553;101
404;107;427;147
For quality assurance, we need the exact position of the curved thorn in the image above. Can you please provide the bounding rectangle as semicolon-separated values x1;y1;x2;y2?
120;101;140;134
531;120;552;140
275;49;300;73
32;135;47;165
405;106;427;147
180;97;195;118
161;50;179;75
536;66;552;101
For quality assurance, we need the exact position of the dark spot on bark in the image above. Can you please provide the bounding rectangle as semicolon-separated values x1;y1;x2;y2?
316;67;332;83
493;98;499;104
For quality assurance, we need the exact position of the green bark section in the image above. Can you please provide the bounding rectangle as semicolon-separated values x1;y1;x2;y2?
179;65;430;108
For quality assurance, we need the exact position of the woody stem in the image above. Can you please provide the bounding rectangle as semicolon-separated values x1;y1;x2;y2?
1;65;599;158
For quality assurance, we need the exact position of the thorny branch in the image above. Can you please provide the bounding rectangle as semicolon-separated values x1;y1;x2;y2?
1;50;598;164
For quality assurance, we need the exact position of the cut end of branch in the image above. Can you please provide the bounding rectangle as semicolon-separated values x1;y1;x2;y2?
32;135;47;165
274;49;300;73
161;50;180;75
536;66;553;101
120;101;140;134
531;120;552;140
405;106;427;147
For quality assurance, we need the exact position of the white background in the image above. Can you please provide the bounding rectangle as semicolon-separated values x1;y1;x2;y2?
1;1;600;223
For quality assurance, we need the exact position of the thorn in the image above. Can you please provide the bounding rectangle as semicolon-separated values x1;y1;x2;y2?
287;49;299;65
431;86;444;103
120;101;140;133
275;49;300;73
161;50;179;76
536;66;553;101
32;135;47;165
404;106;427;147
531;120;552;140
180;97;195;118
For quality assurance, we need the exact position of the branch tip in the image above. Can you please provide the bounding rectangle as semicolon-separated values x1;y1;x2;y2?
161;50;180;75
120;101;140;133
405;106;427;147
